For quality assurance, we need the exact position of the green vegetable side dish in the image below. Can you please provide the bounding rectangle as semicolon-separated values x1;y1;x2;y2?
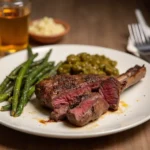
57;53;119;76
0;47;60;117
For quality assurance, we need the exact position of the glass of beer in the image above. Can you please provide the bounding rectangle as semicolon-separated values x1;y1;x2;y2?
0;0;31;54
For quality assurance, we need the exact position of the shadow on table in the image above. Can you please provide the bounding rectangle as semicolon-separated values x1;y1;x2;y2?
0;120;149;150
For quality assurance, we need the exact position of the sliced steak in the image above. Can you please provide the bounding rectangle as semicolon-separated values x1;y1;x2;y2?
67;93;109;126
35;75;83;108
50;105;69;120
36;74;106;108
99;77;121;110
50;94;90;120
35;74;106;120
35;65;146;126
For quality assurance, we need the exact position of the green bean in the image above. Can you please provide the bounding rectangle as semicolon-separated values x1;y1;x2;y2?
7;75;28;80
0;50;52;94
8;96;12;103
15;62;58;116
28;66;39;73
29;49;52;69
29;63;51;86
5;85;13;93
0;86;34;111
30;65;54;86
0;86;13;102
8;62;54;80
11;53;38;116
22;86;35;106
3;80;14;93
6;76;16;80
15;62;50;116
48;62;63;76
27;45;33;58
0;93;11;102
25;69;55;105
38;62;63;82
26;62;62;102
1;104;11;111
30;59;43;67
43;49;52;63
29;61;54;72
0;59;37;93
30;49;52;68
27;86;35;99
0;64;23;94
14;61;60;116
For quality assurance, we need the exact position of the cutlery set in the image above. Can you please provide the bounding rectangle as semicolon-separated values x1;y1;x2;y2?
128;9;150;62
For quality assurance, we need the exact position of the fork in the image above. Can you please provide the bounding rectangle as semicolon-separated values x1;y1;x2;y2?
128;23;150;62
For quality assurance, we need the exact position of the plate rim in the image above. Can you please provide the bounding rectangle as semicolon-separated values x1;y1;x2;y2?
0;114;150;139
1;44;150;66
0;44;150;139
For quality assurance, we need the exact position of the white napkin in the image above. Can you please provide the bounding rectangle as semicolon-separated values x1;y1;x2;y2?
126;37;140;57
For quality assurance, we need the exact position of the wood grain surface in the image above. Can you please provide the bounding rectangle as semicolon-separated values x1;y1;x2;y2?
0;0;150;149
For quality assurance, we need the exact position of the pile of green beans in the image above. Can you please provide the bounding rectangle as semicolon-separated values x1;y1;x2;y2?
0;46;62;117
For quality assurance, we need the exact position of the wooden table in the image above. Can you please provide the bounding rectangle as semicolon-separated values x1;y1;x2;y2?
0;0;150;149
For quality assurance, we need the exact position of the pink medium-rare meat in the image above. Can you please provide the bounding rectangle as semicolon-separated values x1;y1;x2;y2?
50;94;91;120
99;77;121;110
67;93;109;126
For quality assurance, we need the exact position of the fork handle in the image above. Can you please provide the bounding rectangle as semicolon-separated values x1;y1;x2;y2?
135;9;148;27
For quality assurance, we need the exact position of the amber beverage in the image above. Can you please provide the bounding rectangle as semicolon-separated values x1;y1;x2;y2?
0;0;31;53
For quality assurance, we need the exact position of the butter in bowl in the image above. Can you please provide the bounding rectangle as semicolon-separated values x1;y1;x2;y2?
29;17;70;43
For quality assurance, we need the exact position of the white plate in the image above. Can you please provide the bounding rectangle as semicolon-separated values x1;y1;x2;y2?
0;44;150;139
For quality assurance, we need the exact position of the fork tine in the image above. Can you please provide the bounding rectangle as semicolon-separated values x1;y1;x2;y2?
128;23;150;45
128;24;136;43
134;24;143;44
129;24;140;45
138;24;150;43
137;24;146;44
132;24;143;45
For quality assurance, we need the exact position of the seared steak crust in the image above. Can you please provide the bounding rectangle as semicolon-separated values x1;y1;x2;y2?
36;74;106;108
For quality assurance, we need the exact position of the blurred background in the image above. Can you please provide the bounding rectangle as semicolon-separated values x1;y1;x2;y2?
30;0;150;51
